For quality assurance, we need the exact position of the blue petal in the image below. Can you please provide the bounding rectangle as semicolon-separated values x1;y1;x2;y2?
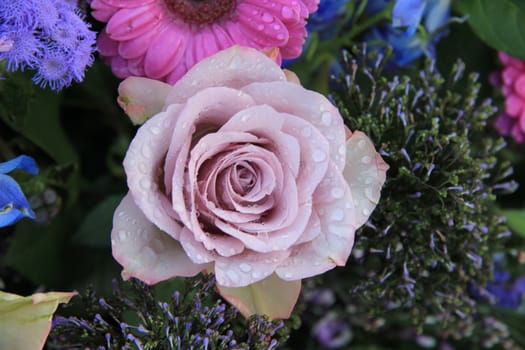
0;155;38;175
423;0;451;32
392;0;427;35
0;174;35;228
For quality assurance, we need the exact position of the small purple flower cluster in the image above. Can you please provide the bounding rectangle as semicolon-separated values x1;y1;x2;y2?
0;0;95;91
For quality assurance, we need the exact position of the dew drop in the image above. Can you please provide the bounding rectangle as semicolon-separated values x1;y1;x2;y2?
361;155;371;164
273;24;281;31
281;6;293;19
240;263;252;273
252;271;262;279
140;178;152;190
338;144;346;155
256;24;265;31
321;111;332;125
331;187;344;199
229;54;242;69
117;211;125;217
312;149;327;162
276;33;285;41
362;208;371;216
150;126;161;135
141;144;152;158
118;230;127;241
284;272;293;279
301;126;312;137
226;270;240;283
331;208;344;221
364;177;373;185
358;139;367;148
262;12;273;23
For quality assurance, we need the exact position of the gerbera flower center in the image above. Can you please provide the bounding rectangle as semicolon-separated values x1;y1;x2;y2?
165;0;237;24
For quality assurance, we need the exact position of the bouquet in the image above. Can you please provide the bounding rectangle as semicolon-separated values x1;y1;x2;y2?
1;0;525;349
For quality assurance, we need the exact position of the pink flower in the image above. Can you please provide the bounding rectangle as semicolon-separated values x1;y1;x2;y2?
90;0;319;84
492;52;525;143
111;46;388;319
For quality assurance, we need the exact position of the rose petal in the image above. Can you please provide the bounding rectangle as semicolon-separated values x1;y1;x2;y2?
112;194;208;284
242;81;346;170
343;131;389;228
117;76;172;125
124;108;185;238
216;273;301;319
164;46;287;105
214;250;290;287
276;162;356;280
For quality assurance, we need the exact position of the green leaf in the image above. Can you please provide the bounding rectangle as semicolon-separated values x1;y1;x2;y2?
500;209;525;238
71;194;123;247
455;0;525;59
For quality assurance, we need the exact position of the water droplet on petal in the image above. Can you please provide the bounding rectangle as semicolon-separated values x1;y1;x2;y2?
140;178;152;190
338;145;346;155
281;6;294;19
227;270;240;284
313;149;327;162
262;12;273;23
276;33;285;41
118;230;128;241
331;187;344;199
150;126;161;135
240;263;252;273
301;126;312;137
358;139;366;148
284;272;293;279
321;111;332;126
252;271;262;279
362;208;370;216
364;177;373;185
361;155;372;164
141;144;152;158
331;208;344;221
257;24;265;31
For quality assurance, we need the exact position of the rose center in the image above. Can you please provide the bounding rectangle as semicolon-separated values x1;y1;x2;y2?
164;0;237;24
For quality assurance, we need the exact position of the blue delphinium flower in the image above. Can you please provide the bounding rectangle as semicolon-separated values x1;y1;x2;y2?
0;155;38;227
307;0;351;39
0;0;96;91
365;0;451;67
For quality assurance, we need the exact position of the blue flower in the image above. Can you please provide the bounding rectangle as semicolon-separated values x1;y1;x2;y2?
0;155;38;228
365;0;451;67
307;0;351;39
486;270;525;308
0;0;95;91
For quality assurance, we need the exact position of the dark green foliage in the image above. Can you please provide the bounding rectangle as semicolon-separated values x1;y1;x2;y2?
318;47;516;343
48;274;297;350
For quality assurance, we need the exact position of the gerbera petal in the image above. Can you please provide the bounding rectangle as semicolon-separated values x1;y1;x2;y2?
91;0;119;22
106;4;163;41
97;30;119;57
144;22;187;78
237;3;289;48
118;28;157;59
111;194;208;285
100;0;155;7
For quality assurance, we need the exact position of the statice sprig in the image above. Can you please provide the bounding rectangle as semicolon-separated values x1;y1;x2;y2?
48;274;296;349
304;46;517;346
0;0;95;91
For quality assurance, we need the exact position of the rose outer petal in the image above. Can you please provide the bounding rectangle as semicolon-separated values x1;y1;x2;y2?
216;273;301;320
164;46;287;106
276;162;356;280
117;76;172;125
112;194;209;284
124;107;184;239
344;131;389;228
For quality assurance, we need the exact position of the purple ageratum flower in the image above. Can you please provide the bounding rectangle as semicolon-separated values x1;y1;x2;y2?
0;155;38;228
364;0;451;67
0;0;95;91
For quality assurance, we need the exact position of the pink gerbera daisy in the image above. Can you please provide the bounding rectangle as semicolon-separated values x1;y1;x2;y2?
90;0;319;84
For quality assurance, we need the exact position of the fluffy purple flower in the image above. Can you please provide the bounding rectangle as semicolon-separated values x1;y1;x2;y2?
312;313;352;348
0;0;96;91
